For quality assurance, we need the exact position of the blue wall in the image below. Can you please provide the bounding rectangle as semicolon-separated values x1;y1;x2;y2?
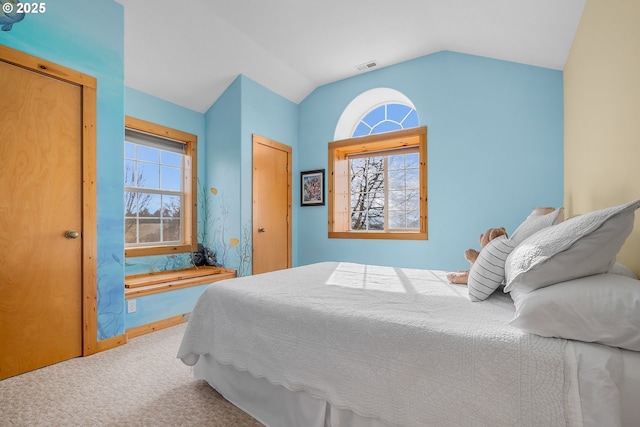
240;76;300;268
124;284;209;329
125;87;206;150
204;77;243;271
1;0;126;340
205;75;299;275
298;52;564;271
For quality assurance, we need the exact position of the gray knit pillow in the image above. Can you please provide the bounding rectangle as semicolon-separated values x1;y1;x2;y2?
468;235;516;302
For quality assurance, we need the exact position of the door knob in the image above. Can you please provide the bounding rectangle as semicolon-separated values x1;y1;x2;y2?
258;228;265;233
65;230;80;239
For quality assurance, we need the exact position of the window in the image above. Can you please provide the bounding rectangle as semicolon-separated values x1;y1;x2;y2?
334;88;417;140
328;126;427;240
353;103;419;137
124;116;197;257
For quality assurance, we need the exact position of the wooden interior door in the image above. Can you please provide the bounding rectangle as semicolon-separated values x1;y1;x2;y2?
252;135;292;275
0;57;84;379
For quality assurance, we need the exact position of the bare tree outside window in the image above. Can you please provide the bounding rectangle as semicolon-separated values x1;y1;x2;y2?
124;161;153;242
350;156;384;230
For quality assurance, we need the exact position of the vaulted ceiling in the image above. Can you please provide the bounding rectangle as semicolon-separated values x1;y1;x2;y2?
115;0;586;113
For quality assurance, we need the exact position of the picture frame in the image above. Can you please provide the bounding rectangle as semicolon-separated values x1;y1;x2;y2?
300;169;325;206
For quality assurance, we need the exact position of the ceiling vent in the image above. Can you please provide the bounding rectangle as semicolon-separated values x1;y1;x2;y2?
355;60;378;72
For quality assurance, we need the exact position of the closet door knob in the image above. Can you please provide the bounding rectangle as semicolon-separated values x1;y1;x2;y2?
65;230;80;239
258;228;265;233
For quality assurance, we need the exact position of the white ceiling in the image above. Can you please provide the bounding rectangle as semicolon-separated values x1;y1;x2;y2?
115;0;586;113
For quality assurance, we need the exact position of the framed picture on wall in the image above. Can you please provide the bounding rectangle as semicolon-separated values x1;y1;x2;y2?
300;169;325;206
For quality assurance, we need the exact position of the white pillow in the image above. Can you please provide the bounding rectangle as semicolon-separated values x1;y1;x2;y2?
510;207;564;245
467;236;515;302
505;200;640;293
608;262;638;279
466;208;563;302
509;273;640;351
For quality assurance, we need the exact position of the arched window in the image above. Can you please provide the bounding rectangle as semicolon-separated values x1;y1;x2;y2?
334;87;419;140
329;89;427;240
353;103;419;137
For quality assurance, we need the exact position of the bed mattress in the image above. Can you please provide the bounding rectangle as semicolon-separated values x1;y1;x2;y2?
178;262;639;426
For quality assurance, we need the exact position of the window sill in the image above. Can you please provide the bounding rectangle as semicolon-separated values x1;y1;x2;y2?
124;266;237;298
329;231;427;240
124;244;195;258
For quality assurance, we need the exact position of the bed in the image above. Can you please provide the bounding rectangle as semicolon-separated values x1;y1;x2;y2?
178;201;640;427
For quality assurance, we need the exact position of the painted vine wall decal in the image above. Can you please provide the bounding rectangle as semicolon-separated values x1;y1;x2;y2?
199;181;251;276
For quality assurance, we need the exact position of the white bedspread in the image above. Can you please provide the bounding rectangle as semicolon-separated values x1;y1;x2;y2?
178;262;569;427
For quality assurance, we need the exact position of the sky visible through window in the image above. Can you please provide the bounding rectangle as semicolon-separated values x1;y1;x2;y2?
353;103;418;137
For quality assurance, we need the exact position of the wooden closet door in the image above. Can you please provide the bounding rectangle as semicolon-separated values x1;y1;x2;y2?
0;59;83;379
252;135;292;275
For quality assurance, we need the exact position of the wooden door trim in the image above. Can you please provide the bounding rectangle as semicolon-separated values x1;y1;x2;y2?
0;45;98;356
81;85;98;356
252;134;292;272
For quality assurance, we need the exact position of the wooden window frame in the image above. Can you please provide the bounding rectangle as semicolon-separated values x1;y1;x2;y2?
328;126;427;240
124;116;198;257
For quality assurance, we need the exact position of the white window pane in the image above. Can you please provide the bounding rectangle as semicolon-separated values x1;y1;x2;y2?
388;190;406;210
351;175;365;193
365;157;384;179
351;211;366;230
125;142;136;159
407;211;420;228
124;160;136;186
161;166;181;191
387;104;412;124
388;170;405;191
350;157;367;170
406;153;419;168
363;106;385;127
137;163;160;189
124;191;137;215
137;193;161;217
402;110;419;128
351;192;365;209
368;193;385;209
367;208;384;230
371;121;402;134
406;169;419;189
124;219;137;243
389;211;406;229
162;195;181;218
139;219;160;243
388;155;404;170
406;189;420;210
137;145;159;163
162;219;181;242
353;122;372;137
161;150;181;167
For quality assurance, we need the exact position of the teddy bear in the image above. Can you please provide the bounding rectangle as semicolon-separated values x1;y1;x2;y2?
446;227;508;285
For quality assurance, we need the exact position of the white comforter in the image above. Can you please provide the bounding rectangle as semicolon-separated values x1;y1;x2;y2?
178;262;569;427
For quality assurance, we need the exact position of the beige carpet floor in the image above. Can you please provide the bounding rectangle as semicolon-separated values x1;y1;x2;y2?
0;323;262;426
